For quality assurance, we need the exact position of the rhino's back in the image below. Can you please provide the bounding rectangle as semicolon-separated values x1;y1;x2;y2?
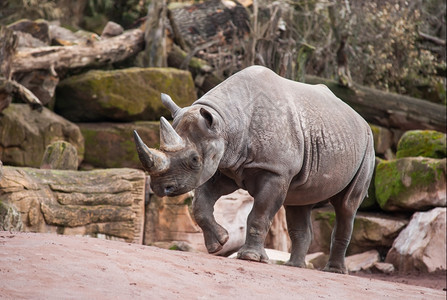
196;66;373;203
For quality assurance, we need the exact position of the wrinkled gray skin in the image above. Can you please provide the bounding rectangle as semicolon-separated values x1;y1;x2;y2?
134;66;375;274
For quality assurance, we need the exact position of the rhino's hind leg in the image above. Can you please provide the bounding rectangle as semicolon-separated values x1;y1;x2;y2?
284;204;314;268
324;145;375;274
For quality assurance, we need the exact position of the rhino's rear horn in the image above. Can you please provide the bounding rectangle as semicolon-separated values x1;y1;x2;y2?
133;130;169;174
160;117;185;151
161;93;180;118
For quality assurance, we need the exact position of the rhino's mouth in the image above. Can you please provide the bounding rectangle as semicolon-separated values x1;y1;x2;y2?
152;183;192;197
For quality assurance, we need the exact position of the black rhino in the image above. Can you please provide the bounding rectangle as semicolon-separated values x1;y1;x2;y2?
134;66;375;273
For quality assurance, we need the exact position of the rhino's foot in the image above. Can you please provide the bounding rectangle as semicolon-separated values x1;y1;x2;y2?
323;264;348;274
237;246;269;263
284;260;306;268
203;224;229;254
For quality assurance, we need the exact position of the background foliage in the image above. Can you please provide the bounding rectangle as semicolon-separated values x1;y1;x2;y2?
0;0;445;103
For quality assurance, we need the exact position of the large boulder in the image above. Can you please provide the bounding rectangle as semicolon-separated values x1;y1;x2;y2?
78;122;159;169
0;166;146;243
144;191;205;252
309;206;408;255
144;189;253;254
213;190;254;256
396;130;446;159
144;189;289;255
386;207;446;273
55;67;197;122
375;157;446;211
0;104;84;167
349;212;408;255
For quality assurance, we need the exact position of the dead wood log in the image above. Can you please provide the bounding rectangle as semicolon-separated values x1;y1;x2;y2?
0;77;43;112
0;166;146;243
10;28;144;75
167;44;223;96
305;75;446;133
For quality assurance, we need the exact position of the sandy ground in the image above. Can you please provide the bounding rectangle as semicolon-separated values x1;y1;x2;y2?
0;232;445;300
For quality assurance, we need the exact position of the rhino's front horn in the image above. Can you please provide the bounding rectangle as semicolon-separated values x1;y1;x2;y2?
133;130;169;174
160;117;185;151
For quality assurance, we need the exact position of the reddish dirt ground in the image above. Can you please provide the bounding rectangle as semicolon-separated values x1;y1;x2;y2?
354;269;446;291
0;232;445;299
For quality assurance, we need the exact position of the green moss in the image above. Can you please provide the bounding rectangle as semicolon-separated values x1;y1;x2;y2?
122;139;140;163
315;211;336;226
375;158;446;210
80;128;103;166
57;67;196;122
396;130;446;159
81;70;147;115
375;160;404;209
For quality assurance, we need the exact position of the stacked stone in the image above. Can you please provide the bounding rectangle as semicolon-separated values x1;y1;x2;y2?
0;20;197;243
310;129;446;273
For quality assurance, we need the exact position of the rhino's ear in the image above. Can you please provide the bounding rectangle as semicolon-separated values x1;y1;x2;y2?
200;107;214;128
161;93;180;118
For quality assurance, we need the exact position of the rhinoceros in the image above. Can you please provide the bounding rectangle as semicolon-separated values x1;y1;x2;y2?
134;65;375;273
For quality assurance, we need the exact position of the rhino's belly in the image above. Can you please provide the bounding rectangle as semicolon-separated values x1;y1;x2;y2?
283;171;355;205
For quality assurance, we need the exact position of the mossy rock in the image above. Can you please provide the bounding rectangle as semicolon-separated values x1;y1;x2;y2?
0;104;84;168
79;121;159;169
55;67;197;122
310;207;408;256
396;130;446;159
309;207;335;254
349;212;408;256
375;157;446;211
40;141;79;170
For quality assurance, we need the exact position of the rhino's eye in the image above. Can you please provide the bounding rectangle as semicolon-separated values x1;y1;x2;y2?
189;154;201;169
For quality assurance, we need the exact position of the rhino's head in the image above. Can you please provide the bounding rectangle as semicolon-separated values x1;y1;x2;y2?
134;94;225;197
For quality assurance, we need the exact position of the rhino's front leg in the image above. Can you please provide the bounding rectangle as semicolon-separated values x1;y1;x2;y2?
192;172;238;254
238;173;287;263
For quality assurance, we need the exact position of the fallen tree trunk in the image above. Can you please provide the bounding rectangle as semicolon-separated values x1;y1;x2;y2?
0;166;146;243
10;29;144;75
305;76;446;133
